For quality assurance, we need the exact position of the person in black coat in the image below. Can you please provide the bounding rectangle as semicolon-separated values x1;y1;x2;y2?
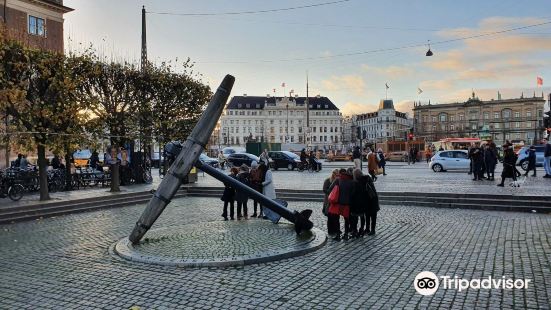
364;173;380;235
483;143;497;181
221;167;238;220
350;169;369;237
471;143;484;181
497;146;517;187
524;145;537;177
235;164;250;219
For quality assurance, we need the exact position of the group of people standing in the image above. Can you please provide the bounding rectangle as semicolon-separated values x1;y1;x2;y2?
468;142;499;181
220;161;274;220
323;167;380;241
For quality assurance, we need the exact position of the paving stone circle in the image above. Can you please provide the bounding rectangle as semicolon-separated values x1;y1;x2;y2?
112;220;327;267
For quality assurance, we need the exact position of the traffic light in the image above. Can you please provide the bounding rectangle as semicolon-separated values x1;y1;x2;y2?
544;111;551;128
408;133;414;140
356;127;361;140
362;130;367;139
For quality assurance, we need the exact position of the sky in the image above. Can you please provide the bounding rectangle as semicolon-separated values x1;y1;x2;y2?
63;0;551;116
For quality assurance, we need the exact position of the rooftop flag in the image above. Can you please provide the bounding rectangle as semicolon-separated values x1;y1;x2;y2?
282;82;286;87
385;83;389;89
537;76;543;86
417;87;423;94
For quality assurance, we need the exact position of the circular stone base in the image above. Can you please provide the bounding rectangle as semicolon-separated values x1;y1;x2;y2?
112;220;326;267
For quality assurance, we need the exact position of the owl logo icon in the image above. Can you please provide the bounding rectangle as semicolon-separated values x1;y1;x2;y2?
414;271;439;295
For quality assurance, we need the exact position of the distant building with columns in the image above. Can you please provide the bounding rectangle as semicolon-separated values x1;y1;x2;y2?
413;92;546;144
219;95;343;151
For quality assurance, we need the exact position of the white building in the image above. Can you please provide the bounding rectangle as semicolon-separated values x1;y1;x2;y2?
355;99;412;142
219;95;343;151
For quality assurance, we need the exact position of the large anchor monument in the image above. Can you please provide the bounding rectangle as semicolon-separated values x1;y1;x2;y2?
128;75;313;245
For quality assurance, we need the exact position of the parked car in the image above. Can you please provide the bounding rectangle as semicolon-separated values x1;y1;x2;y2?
386;151;408;162
226;153;260;168
199;153;219;168
221;147;246;159
516;145;545;170
268;151;301;170
429;150;470;172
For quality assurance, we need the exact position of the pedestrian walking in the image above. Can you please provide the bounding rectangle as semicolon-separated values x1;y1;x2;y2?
524;145;537;177
367;148;379;181
217;151;225;170
327;168;354;241
544;139;551;178
352;146;361;170
377;148;387;175
409;147;415;165
425;147;432;163
323;169;340;236
249;161;264;217
235;164;250;219
259;149;270;167
497;145;518;187
221;167;238;220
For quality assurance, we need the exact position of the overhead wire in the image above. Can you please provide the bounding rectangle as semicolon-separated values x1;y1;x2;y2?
147;0;353;16
194;19;551;64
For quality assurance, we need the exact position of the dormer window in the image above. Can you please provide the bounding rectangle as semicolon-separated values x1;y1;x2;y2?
256;104;260;108
238;103;242;108
246;104;250;108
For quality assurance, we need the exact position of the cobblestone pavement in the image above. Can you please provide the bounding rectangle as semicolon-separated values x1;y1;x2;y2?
1;197;550;309
194;163;551;196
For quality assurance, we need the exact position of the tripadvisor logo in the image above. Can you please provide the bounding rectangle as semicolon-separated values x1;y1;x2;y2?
414;271;531;296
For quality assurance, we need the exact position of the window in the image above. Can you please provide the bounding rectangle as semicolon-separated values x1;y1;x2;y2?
526;122;532;128
459;114;464;121
494;112;499;119
439;113;447;122
432;116;436;122
483;112;489;120
538;110;543;117
439;152;451;158
515;122;520;128
526;110;532;117
494;123;500;129
450;124;455;131
453;151;468;159
514;112;520;118
28;16;46;36
502;109;511;119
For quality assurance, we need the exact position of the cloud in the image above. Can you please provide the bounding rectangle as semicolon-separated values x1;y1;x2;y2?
419;79;454;91
437;17;551;56
425;50;467;71
339;102;377;116
361;64;414;78
320;75;366;95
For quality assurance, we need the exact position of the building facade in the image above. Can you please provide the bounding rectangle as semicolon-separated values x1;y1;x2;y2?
1;0;73;53
355;99;412;143
413;93;546;145
219;95;343;150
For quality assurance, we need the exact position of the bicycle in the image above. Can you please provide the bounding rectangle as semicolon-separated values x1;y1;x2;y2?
0;169;25;201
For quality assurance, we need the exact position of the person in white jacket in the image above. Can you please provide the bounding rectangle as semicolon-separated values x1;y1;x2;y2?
259;163;280;223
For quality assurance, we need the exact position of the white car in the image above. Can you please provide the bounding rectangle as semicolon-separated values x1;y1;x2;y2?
429;150;470;172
